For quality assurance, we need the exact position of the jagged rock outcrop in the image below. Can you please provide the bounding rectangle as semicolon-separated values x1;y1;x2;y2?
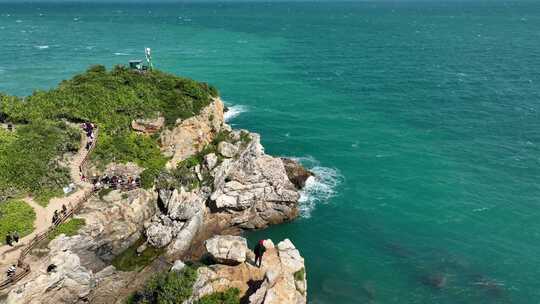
5;236;117;304
160;99;224;169
131;114;165;134
144;188;207;254
204;235;248;265
77;188;157;262
186;237;307;304
209;132;301;229
281;158;313;189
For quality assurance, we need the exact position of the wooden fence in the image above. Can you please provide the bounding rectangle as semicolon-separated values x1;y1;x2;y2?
0;127;99;291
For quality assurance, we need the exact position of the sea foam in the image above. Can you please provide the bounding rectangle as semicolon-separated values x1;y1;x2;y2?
292;156;343;218
224;104;248;122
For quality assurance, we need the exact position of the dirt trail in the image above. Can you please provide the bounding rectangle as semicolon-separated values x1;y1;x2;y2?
0;127;94;266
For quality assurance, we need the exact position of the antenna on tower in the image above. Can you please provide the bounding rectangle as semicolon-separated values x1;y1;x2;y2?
145;48;153;70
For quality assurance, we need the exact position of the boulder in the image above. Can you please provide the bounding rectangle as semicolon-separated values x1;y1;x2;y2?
218;141;238;158
280;158;313;189
144;188;206;254
131;114;165;134
204;153;219;170
186;238;307;304
204;235;248;265
171;260;186;272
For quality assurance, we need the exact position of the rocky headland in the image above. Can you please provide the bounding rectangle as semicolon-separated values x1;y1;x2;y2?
2;96;312;304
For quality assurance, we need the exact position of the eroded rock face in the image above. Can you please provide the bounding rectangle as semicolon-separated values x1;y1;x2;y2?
204;235;248;265
160;99;224;169
131;114;165;134
78;188;157;261
186;237;307;304
144;188;206;255
5;236;118;304
209;133;301;229
280;158;313;189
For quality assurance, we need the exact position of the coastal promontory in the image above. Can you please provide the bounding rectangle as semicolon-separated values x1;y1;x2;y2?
0;65;310;304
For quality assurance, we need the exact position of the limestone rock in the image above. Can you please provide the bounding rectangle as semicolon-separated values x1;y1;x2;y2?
131;114;165;134
204;153;219;170
77;188;157;261
280;158;313;189
160;99;224;168
171;260;186;272
144;188;206;254
218;141;238;158
205;235;248;265
187;238;307;304
209;133;301;229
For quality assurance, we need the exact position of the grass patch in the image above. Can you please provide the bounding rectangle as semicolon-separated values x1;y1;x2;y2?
195;288;240;304
126;266;198;304
0;200;36;244
48;218;86;241
0;121;79;203
112;237;164;272
294;267;305;281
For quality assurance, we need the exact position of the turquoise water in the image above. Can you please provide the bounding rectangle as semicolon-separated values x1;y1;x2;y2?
1;2;540;303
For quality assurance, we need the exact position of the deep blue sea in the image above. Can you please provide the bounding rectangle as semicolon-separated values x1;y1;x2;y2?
1;1;540;303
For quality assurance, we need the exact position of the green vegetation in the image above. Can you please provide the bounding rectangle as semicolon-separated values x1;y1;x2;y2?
112;237;165;272
0;65;219;198
48;218;86;241
195;288;240;304
126;266;198;304
0;121;80;204
294;267;305;281
0;200;36;244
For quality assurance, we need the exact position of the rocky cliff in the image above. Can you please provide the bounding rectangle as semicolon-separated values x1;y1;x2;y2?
2;98;311;304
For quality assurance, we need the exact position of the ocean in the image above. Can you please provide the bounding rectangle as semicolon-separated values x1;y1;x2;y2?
1;1;539;303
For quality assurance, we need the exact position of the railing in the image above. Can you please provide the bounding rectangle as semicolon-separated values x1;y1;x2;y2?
0;126;99;291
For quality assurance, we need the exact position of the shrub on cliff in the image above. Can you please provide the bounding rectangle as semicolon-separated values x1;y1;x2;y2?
195;288;241;304
126;266;198;304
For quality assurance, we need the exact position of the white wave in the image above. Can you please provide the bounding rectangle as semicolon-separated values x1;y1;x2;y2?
291;156;343;218
35;45;49;49
114;52;130;56
224;105;248;122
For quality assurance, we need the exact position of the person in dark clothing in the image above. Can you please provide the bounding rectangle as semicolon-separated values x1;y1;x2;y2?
6;232;13;246
47;264;57;273
52;210;59;224
61;204;67;215
13;231;19;243
254;240;266;268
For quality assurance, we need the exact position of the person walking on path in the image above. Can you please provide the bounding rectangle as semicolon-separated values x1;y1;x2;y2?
62;204;67;215
6;232;13;247
254;240;266;268
52;210;59;224
13;231;19;243
7;265;16;278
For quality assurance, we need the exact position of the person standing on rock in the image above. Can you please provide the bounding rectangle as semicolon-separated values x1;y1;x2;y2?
13;231;19;243
254;240;266;268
